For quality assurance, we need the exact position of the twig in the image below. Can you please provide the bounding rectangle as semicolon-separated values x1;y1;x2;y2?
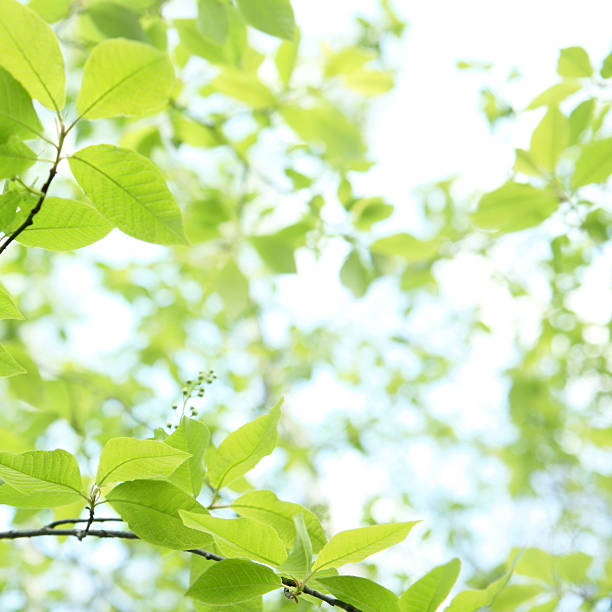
0;525;363;611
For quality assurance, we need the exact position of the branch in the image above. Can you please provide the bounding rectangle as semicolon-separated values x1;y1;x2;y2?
0;521;363;611
0;125;66;256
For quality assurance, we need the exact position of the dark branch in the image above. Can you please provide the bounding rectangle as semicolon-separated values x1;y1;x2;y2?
0;523;363;611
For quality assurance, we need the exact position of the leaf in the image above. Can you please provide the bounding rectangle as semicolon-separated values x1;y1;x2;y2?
315;575;400;612
343;70;394;96
106;480;213;550
471;182;559;233
69;145;187;245
0;449;84;501
526;82;581;110
236;0;295;40
250;235;296;274
340;249;372;298
557;46;592;78
351;197;394;230
231;489;327;552
211;69;275;108
529;107;568;172
28;0;72;23
568;99;595;145
275;39;298;88
0;137;37;179
311;522;418;574
370;233;440;263
277;514;313;579
165;417;210;496
215;260;251;319
0;343;26;377
15;197;113;251
601;50;612;78
0;283;23;320
187;559;280;605
489;584;542;611
399;558;461;612
180;512;287;566
85;3;146;42
0;0;65;110
0;483;80;508
207;401;281;490
76;39;174;119
197;0;229;45
95;437;191;486
0;67;43;141
445;571;512;612
571;136;612;188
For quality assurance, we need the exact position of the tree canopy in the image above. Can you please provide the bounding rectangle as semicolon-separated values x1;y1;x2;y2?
0;0;610;611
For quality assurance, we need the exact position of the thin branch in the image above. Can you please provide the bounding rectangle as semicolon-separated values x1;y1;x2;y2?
0;124;66;256
0;525;363;611
44;517;123;529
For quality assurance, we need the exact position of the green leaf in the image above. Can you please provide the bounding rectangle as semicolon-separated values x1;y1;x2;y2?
352;197;394;230
311;522;418;574
315;575;400;612
0;483;81;508
324;46;375;77
231;489;327;552
471;182;559;233
343;70;394;96
601;50;612;78
211;69;275;108
571;136;612;188
236;0;295;40
370;233;440;263
15;197;113;251
28;0;72;23
399;558;461;612
76;39;174;119
96;437;191;486
557;46;592;78
277;514;313;579
207;401;281;490
513;149;541;176
187;559;280;605
0;137;37;179
197;0;229;45
250;234;296;274
527;82;581;110
106;480;214;550
215;260;251;319
0;67;43;141
445;571;512;612
85;3;146;42
529;106;568;172
69;145;187;245
489;584;542;611
165;417;210;497
0;449;83;501
340;249;372;298
0;0;65;110
568;99;595;145
180;512;287;565
0;283;23;320
275;39;298;88
0;343;26;377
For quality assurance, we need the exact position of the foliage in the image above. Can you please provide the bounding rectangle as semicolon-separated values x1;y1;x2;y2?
0;0;610;611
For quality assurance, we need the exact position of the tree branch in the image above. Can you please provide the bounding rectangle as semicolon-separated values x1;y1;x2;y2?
0;521;363;611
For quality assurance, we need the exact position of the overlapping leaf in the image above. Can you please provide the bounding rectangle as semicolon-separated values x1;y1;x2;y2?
0;67;43;141
399;558;461;612
315;575;400;612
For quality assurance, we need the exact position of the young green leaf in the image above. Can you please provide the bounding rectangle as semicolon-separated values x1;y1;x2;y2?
315;575;401;612
250;234;297;274
0;483;80;508
179;512;287;566
0;137;37;179
236;0;295;40
557;46;592;78
232;489;327;552
445;569;512;612
399;558;461;612
340;249;372;298
76;39;175;119
526;82;581;110
0;449;84;501
471;182;559;233
568;99;595;145
211;69;275;109
0;0;65;110
165;417;210;497
106;480;214;550
571;136;612;188
277;514;313;579
0;343;26;377
187;559;280;605
370;233;440;263
0;283;23;320
529;107;568;172
275;39;298;88
207;401;281;490
69;145;187;245
95;437;191;486
27;0;72;23
197;0;229;45
310;522;418;575
15;197;113;251
0;67;43;141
